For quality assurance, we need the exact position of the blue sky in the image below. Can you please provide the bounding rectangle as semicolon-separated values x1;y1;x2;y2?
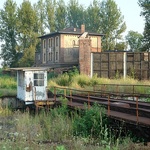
0;0;145;35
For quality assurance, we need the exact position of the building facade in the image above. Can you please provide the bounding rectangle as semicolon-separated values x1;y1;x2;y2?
35;25;103;69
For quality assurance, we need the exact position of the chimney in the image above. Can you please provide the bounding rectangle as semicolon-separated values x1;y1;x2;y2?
81;24;85;33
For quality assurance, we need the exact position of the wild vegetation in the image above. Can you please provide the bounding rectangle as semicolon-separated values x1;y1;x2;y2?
0;68;150;149
0;103;149;150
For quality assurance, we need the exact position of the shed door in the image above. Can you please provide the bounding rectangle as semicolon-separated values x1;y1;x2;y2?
33;73;46;100
25;71;34;101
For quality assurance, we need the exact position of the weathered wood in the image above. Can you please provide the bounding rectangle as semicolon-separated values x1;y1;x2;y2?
93;52;150;80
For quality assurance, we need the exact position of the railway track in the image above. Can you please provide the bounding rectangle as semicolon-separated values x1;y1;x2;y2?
60;94;150;127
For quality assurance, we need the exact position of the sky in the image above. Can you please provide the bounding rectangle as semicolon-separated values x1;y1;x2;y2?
0;0;145;67
0;0;145;34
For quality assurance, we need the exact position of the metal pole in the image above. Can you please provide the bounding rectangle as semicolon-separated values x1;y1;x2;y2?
88;92;90;109
123;52;127;79
70;89;72;104
64;89;66;97
54;87;56;102
91;53;93;78
108;95;110;116
136;97;139;123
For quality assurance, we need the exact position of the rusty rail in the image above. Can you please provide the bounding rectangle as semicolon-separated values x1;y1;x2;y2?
93;84;150;98
51;86;150;125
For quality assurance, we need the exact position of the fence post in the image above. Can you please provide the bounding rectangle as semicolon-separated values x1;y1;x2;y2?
133;85;135;101
88;91;90;109
64;88;66;98
108;95;110;116
70;89;72;104
54;87;56;102
123;52;127;79
136;97;139;123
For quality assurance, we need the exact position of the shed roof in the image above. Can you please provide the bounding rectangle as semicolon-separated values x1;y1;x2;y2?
10;67;50;71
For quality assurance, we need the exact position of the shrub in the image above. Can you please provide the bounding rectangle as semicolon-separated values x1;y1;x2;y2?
55;73;70;86
73;104;108;139
71;74;90;88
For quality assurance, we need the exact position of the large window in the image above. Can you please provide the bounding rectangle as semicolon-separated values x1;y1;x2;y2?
48;38;51;48
51;38;53;47
56;52;58;60
44;53;46;62
56;37;59;46
34;73;44;86
43;39;46;49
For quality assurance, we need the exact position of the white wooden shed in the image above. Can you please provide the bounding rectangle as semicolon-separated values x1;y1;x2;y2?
11;67;49;105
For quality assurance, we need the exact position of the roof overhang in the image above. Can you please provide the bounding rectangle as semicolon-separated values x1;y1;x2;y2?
10;67;51;72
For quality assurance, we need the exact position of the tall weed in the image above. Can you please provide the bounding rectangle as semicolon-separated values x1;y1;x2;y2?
73;104;108;139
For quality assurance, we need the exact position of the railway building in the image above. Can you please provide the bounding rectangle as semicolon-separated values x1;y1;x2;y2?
35;24;103;75
34;24;150;80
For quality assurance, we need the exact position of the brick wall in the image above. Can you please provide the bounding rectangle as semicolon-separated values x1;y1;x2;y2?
79;38;91;76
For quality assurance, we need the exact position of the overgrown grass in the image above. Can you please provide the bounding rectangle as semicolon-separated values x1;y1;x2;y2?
0;67;150;97
0;70;17;97
0;105;147;150
0;68;149;149
48;72;150;96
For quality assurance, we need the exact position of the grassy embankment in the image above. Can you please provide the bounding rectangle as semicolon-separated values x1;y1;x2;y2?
0;68;149;149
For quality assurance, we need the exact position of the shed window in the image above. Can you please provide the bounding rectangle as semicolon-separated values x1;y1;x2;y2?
18;71;24;87
34;73;44;86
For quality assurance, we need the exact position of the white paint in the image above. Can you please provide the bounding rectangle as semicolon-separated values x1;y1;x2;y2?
91;53;93;78
16;69;47;105
123;52;127;79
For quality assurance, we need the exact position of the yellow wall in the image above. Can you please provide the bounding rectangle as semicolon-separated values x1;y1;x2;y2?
63;35;79;48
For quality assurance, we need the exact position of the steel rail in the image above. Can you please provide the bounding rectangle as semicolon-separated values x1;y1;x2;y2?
52;86;150;126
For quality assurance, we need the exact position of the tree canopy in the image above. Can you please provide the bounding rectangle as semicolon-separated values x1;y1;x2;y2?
0;0;18;67
138;0;150;51
126;30;143;52
100;0;126;50
0;0;128;68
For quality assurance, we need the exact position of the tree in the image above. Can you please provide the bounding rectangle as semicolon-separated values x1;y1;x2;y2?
67;0;85;28
45;0;56;32
138;0;150;51
126;30;143;52
34;0;46;53
55;0;68;31
34;0;46;35
115;42;127;51
100;0;126;51
0;0;19;68
17;0;39;67
85;0;101;32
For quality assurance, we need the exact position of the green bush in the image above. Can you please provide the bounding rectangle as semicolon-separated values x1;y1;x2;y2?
0;76;17;89
55;73;70;86
73;104;108;138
